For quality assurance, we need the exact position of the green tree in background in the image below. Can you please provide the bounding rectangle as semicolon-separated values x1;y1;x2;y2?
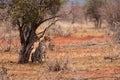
85;0;104;28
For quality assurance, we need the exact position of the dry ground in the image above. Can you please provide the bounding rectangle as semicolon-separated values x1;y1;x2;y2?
0;23;120;80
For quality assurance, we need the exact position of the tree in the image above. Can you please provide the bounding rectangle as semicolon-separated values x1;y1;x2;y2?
84;0;104;28
69;2;83;24
103;0;120;30
103;0;120;42
1;0;66;64
0;0;9;22
0;0;12;52
59;2;84;24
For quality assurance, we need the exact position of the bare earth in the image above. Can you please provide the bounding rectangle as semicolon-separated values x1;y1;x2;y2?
0;28;120;80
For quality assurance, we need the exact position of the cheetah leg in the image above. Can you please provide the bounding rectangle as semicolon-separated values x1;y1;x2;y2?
37;54;42;63
44;52;46;62
31;53;35;63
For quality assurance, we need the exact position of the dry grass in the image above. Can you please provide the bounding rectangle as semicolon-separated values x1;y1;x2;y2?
1;43;120;80
46;55;71;72
0;21;120;80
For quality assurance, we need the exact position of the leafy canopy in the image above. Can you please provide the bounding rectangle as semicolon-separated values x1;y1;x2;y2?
85;0;104;19
9;0;67;26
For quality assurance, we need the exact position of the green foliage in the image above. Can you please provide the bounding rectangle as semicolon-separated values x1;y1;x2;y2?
85;0;104;19
0;3;6;9
8;0;66;25
0;0;68;64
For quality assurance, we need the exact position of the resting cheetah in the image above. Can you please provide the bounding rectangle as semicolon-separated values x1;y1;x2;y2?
31;36;51;63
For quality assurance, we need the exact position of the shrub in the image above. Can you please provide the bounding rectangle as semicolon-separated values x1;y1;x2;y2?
0;66;8;80
113;23;120;43
46;24;79;37
46;56;71;72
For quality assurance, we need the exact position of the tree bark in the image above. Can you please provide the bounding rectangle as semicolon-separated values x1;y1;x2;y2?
18;23;38;64
94;18;102;29
18;43;33;63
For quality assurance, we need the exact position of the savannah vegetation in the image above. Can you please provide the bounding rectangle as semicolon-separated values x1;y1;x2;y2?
0;0;120;80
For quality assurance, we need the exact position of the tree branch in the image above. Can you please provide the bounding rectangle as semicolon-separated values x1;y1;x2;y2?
37;15;60;26
37;19;60;39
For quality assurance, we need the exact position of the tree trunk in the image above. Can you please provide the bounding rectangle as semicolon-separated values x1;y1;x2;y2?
72;17;75;24
18;43;33;63
98;19;102;29
18;23;38;64
94;17;102;29
17;20;53;64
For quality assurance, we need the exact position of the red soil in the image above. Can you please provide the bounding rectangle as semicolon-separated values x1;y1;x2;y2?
53;35;110;45
0;35;119;79
0;38;20;48
0;35;110;47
